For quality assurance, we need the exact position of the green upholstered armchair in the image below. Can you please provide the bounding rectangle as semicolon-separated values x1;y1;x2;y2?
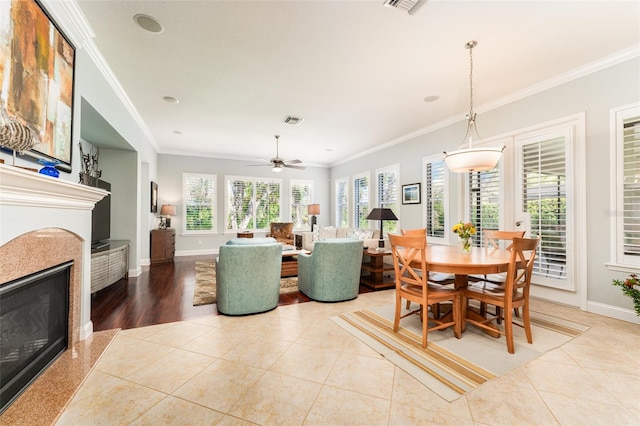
216;237;282;315
298;238;364;302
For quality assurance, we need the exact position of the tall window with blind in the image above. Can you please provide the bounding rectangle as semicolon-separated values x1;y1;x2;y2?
519;133;568;281
423;156;447;240
183;173;217;233
376;165;399;234
467;165;501;247
225;176;281;231
290;180;313;229
353;172;369;228
335;177;349;228
612;104;640;267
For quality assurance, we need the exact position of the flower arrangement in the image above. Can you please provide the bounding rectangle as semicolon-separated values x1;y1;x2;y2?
452;221;476;253
612;273;640;316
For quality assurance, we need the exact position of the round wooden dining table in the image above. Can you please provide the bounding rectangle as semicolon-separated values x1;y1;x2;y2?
416;244;513;337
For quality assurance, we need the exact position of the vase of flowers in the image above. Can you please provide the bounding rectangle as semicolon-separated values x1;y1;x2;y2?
612;273;640;316
452;221;476;254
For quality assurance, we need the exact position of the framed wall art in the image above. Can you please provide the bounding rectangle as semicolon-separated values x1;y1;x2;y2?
402;183;421;205
0;0;76;171
151;181;158;213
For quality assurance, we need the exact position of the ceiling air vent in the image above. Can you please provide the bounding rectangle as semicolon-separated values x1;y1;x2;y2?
283;116;304;125
383;0;427;15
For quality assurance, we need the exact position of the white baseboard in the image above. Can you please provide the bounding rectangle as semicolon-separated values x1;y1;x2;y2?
587;301;640;324
139;258;150;267
128;266;142;277
176;249;219;257
80;320;93;340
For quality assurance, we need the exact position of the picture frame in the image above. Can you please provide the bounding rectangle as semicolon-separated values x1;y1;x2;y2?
0;0;76;171
402;183;421;205
151;182;158;213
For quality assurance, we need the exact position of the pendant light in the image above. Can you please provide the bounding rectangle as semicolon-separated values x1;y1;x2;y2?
443;41;504;173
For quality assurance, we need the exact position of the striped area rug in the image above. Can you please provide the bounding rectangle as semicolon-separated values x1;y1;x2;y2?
331;303;589;401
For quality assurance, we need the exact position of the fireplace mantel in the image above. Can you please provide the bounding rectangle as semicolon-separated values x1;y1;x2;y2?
0;163;107;209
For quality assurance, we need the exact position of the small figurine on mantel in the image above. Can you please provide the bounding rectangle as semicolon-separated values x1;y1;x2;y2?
78;142;102;186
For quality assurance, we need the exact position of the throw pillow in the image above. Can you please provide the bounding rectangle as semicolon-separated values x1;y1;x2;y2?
317;226;337;240
352;228;374;240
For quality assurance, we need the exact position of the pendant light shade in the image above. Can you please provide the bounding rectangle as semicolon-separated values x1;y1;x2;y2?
443;41;504;173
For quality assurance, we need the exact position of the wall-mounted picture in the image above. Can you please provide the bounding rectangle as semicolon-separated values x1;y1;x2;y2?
402;183;421;205
151;181;158;213
0;0;75;171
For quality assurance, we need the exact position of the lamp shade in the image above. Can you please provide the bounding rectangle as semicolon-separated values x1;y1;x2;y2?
366;208;398;221
307;204;320;215
443;146;504;173
160;204;176;216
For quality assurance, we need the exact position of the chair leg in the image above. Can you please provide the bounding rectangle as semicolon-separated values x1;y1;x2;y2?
460;294;467;333
504;306;514;354
453;295;461;339
421;304;428;348
523;302;532;344
406;300;411;310
394;294;402;333
496;306;502;324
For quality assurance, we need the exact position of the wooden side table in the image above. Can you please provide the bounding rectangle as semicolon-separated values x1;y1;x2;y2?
360;248;395;289
151;228;176;264
237;231;254;238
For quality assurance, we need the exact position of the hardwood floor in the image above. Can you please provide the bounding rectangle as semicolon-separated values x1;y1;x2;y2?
91;254;374;331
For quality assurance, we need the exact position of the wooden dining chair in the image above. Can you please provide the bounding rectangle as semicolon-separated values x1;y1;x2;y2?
461;237;540;354
388;234;461;348
401;228;427;237
476;230;526;320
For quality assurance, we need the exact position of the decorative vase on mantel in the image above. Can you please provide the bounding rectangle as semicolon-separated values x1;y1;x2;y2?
459;237;472;254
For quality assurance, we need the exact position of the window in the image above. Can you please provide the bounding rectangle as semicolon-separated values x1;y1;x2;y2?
612;104;640;267
290;180;313;230
518;132;569;282
467;164;501;247
225;176;281;232
183;173;217;233
353;172;370;228
376;165;399;234
423;155;447;241
335;177;349;228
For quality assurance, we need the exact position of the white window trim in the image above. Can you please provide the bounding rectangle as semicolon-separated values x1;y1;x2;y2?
182;172;217;235
609;102;640;269
422;154;449;245
335;176;350;228
224;175;282;233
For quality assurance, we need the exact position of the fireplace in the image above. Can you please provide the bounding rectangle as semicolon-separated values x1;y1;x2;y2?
0;262;72;413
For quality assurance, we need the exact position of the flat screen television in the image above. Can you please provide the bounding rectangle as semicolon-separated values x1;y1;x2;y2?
91;179;111;250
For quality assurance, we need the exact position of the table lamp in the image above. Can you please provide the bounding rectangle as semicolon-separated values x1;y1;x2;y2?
308;203;320;231
160;204;176;228
366;208;398;248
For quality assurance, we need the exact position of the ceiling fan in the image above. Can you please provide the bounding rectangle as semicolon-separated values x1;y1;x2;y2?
247;135;305;172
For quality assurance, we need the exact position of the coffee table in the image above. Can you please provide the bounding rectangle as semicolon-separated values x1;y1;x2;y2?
281;249;309;277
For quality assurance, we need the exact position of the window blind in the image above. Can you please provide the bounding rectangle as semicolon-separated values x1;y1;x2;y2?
184;173;216;232
521;136;567;279
226;176;280;231
622;117;640;257
425;160;445;238
290;181;313;229
353;174;369;228
376;166;399;233
467;165;500;247
335;178;349;228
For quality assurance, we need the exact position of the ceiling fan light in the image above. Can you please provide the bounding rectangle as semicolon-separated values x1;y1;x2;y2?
443;147;504;173
272;165;283;172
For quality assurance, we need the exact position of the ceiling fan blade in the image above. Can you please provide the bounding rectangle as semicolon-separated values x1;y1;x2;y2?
283;159;302;164
283;164;306;170
246;163;272;167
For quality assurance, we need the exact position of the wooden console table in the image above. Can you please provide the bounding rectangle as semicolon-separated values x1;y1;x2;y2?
91;240;129;293
360;248;395;289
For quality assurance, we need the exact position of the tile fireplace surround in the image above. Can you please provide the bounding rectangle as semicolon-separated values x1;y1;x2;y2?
0;164;111;422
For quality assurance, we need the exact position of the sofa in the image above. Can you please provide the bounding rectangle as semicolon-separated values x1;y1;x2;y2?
301;226;381;252
298;238;364;302
215;237;282;315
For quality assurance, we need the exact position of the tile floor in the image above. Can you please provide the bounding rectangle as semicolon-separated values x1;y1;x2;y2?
55;291;639;425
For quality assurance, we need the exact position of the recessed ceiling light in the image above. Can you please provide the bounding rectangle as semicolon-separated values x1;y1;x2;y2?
134;14;163;33
283;115;304;125
163;96;179;104
424;95;440;103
